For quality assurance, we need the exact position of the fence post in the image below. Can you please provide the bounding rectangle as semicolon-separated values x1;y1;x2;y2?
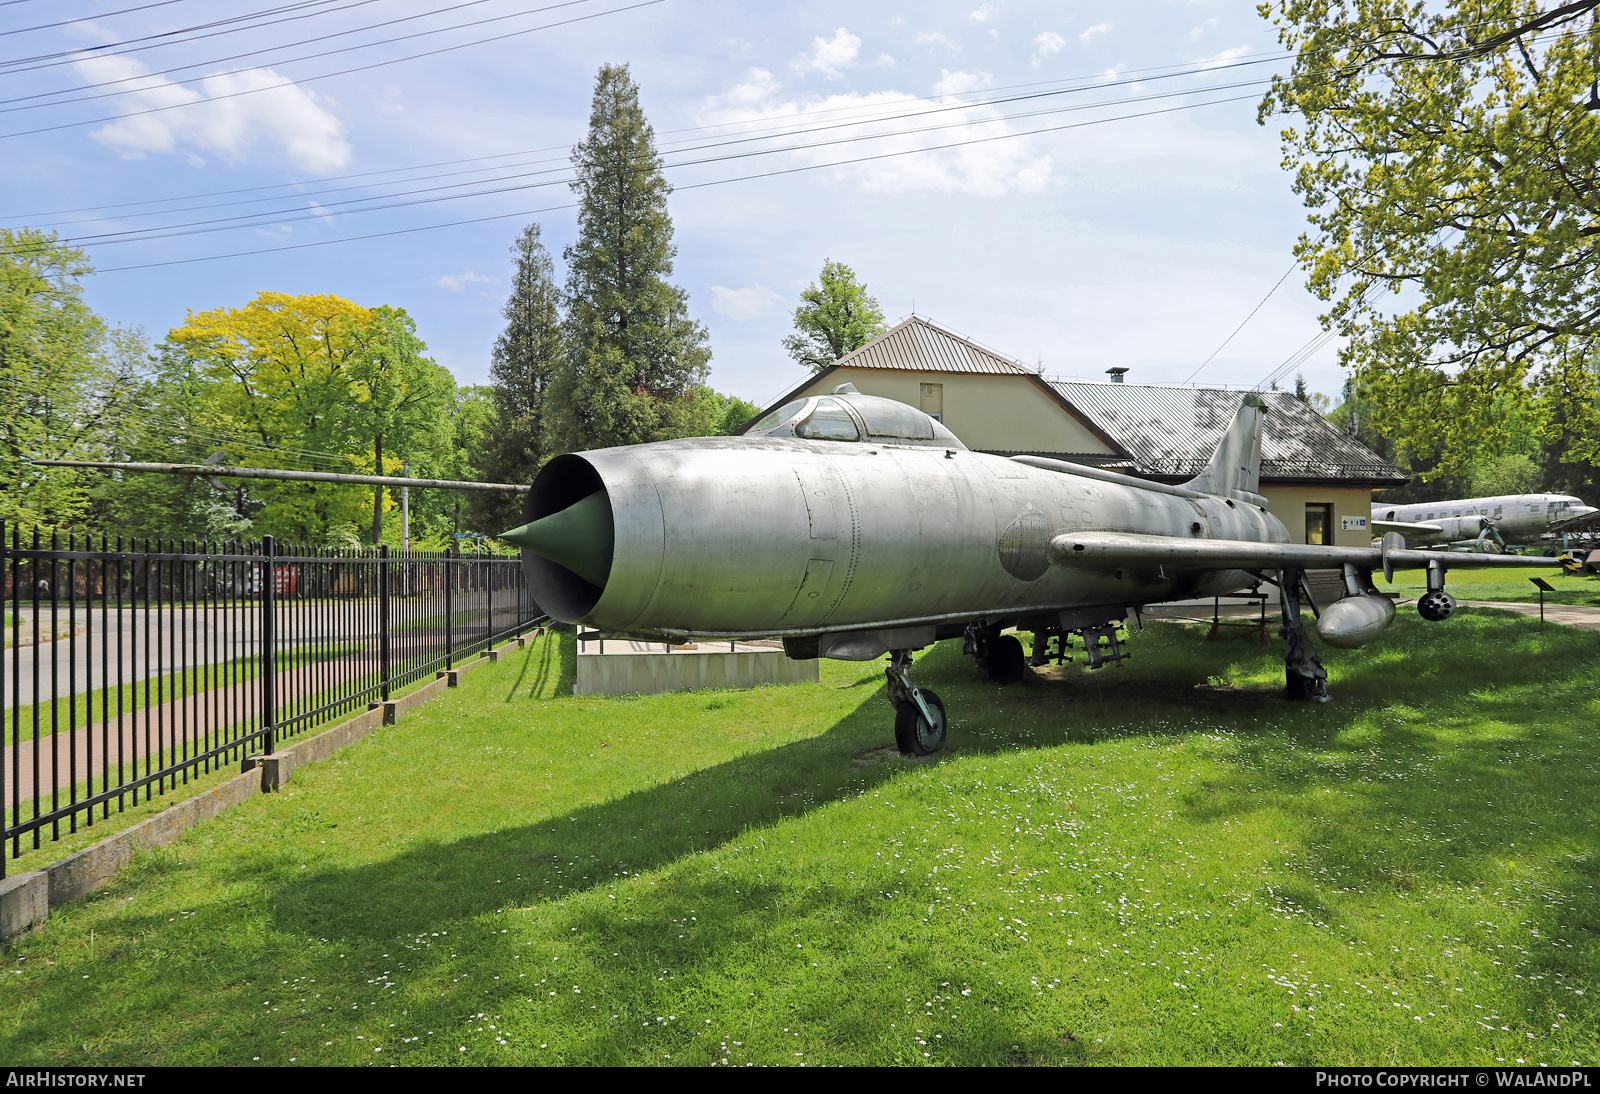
486;549;494;648
260;535;276;758
379;544;391;701
444;545;454;670
1;517;6;880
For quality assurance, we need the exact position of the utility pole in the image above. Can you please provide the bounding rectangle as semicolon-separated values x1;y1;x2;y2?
372;433;384;545
401;460;411;597
400;461;410;553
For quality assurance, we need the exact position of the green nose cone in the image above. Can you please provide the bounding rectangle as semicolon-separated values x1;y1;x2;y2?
500;490;614;588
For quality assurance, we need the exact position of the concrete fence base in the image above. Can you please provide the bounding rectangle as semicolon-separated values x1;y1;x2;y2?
0;636;530;947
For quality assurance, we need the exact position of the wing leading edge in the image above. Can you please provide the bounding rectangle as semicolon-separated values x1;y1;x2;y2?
1046;531;1558;574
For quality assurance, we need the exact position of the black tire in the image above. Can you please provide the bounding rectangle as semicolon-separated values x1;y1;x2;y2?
893;690;947;756
986;634;1026;684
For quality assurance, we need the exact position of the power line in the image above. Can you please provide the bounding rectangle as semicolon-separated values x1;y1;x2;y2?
1184;263;1297;384
0;0;485;93
2;1;365;66
1;0;201;38
12;65;1283;243
4;15;1537;271
6;49;1294;220
0;0;662;140
1251;228;1458;391
85;88;1266;273
45;75;1274;248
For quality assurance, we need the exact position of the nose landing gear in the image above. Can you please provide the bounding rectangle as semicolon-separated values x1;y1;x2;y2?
886;648;946;755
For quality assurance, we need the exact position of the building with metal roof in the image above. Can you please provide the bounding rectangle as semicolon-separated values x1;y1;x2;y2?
747;315;1406;553
1045;382;1407;488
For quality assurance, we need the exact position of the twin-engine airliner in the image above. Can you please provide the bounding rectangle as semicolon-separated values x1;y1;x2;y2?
1372;494;1597;547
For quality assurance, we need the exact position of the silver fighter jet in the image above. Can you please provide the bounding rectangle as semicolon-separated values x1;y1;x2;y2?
502;385;1554;756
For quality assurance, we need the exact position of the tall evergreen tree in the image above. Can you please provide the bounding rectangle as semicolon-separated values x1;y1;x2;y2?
474;223;563;531
548;64;710;452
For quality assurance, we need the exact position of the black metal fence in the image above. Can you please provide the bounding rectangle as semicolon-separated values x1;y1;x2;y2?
1;522;545;876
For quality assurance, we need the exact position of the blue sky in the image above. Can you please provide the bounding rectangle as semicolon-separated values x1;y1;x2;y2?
2;0;1345;411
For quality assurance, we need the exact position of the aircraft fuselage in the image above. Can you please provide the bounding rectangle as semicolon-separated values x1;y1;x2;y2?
521;435;1282;640
1373;493;1596;542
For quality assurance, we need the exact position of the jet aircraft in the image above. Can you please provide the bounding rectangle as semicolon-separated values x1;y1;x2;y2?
501;385;1554;756
1372;494;1598;549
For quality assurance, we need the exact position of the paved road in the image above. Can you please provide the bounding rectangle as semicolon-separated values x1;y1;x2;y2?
3;594;502;709
3;646;374;813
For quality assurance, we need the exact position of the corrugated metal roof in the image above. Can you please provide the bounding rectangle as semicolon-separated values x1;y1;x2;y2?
1050;382;1407;485
832;316;1036;375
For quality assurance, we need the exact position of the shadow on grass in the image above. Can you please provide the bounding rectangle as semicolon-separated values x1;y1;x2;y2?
502;629;574;703
265;613;1596;1056
8;610;1598;1064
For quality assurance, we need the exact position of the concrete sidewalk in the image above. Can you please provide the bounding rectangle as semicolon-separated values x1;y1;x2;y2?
1458;600;1600;632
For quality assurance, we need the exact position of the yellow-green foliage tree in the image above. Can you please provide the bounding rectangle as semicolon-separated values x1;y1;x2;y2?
162;292;454;543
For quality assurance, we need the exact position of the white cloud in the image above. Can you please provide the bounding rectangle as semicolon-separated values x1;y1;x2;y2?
1079;22;1113;44
873;52;896;67
1031;31;1065;66
76;52;350;172
933;70;992;96
713;67;783;111
1189;17;1221;41
698;72;1052;198
969;4;996;22
791;27;861;79
914;30;960;51
711;284;786;321
62;19;117;45
1195;44;1250;69
436;270;495;291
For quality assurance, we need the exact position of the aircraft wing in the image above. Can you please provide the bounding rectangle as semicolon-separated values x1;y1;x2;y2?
1371;519;1444;536
1547;509;1600;534
1047;532;1560;574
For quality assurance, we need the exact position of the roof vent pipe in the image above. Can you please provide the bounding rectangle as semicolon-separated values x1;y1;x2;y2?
1106;367;1129;383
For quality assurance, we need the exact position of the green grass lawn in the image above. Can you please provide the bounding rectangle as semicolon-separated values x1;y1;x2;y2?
1;611;1596;1066
1380;565;1600;606
0;643;490;871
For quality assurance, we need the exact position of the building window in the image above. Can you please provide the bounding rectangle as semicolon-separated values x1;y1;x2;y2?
920;382;943;422
1305;503;1333;545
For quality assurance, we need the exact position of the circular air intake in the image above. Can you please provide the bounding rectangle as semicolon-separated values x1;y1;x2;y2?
510;454;613;622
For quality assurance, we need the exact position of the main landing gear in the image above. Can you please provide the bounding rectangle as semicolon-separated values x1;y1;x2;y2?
1279;566;1329;703
886;648;946;756
962;622;1027;682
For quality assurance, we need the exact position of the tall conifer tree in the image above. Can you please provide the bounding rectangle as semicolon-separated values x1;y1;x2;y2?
549;64;710;452
475;223;563;530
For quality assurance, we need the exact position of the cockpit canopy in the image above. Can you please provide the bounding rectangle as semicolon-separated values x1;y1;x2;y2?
745;385;967;449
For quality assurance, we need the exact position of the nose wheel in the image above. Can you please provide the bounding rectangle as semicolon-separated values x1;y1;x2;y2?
886;648;947;755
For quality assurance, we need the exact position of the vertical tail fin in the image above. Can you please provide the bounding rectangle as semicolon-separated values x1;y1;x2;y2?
1183;393;1266;503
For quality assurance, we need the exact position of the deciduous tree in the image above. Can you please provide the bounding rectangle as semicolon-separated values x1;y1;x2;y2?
1261;0;1600;484
782;259;887;372
164;292;453;542
0;229;145;530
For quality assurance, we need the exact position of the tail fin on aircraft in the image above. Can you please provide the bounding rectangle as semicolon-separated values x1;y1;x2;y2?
1183;393;1266;504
